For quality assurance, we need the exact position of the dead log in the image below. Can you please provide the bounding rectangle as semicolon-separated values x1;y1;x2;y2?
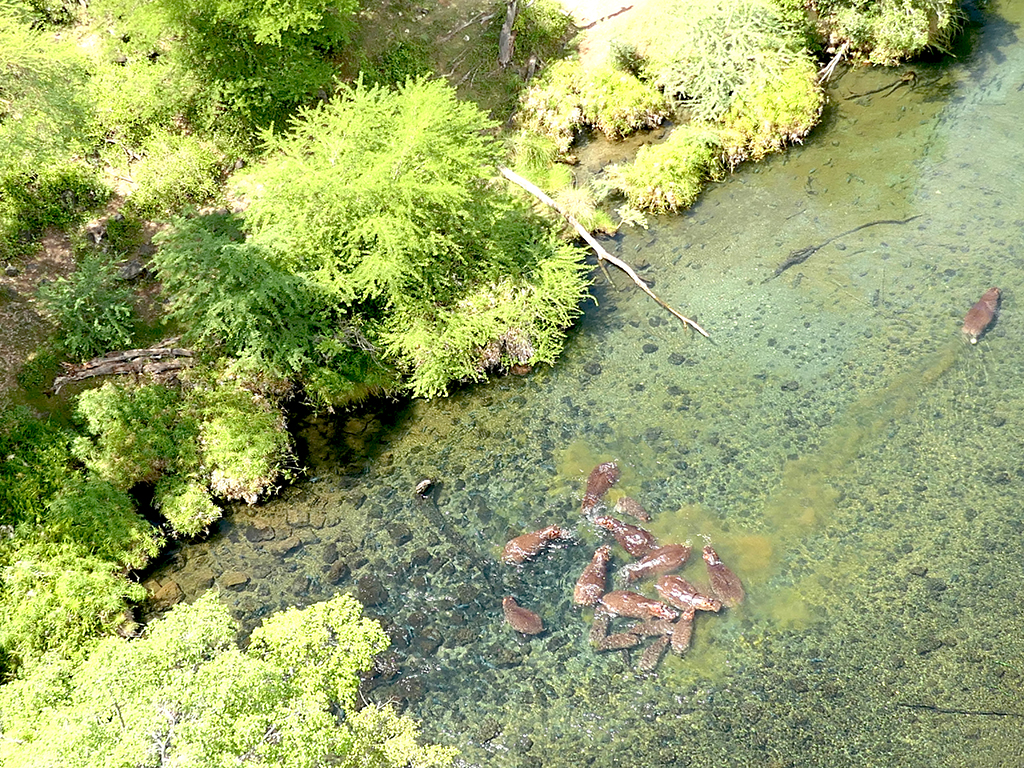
497;0;518;68
498;166;710;338
51;341;194;394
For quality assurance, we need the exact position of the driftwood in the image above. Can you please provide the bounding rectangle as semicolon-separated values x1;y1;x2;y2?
767;215;921;281
498;167;710;338
497;0;518;68
51;342;194;394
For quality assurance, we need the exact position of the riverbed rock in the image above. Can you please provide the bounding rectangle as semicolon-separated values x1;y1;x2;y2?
267;535;302;556
175;566;215;595
220;570;251;590
357;574;389;606
243;523;275;542
150;579;184;610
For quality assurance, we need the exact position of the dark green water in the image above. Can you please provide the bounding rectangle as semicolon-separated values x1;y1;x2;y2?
150;2;1024;765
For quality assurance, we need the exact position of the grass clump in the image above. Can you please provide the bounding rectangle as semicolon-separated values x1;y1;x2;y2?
719;56;823;166
604;124;723;218
518;59;669;154
815;0;963;64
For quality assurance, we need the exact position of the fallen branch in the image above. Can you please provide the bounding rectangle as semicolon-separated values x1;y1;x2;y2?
498;166;710;338
497;0;518;68
897;701;1024;718
818;41;850;84
51;341;194;394
766;215;921;281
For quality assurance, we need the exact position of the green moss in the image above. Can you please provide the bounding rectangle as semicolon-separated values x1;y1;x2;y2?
605;124;722;216
719;56;823;166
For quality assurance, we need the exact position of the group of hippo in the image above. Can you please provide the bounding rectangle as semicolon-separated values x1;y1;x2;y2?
501;462;745;673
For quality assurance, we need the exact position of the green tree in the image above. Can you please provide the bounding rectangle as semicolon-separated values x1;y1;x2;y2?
155;0;360;133
222;76;588;400
0;592;456;768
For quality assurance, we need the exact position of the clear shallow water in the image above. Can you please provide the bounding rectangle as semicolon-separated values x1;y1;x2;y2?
150;3;1024;765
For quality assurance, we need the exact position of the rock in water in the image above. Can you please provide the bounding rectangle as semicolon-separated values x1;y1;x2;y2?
962;287;1000;343
702;545;745;608
503;596;543;635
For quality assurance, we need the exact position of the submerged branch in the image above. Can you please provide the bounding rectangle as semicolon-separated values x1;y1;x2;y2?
498;167;710;338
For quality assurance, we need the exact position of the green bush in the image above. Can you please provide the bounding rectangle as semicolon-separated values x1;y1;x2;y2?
194;379;293;504
605;124;723;216
719;56;823;165
232;76;588;399
43;476;164;570
0;406;75;525
74;378;292;514
35;252;136;361
609;0;806;121
0;541;146;664
125;129;224;216
0;165;107;259
815;0;963;64
73;381;197;489
517;59;668;154
361;41;432;89
0;592;456;768
152;212;328;383
154;477;220;537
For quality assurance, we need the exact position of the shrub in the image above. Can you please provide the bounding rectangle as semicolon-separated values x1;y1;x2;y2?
0;406;75;525
72;381;196;488
125;129;223;216
0;592;456;768
605;124;723;216
154;477;220;537
35;252;136;361
194;379;293;504
43;476;164;570
719;56;823;165
0;541;146;664
235;76;589;399
815;0;963;64
517;59;668;154
609;0;806;121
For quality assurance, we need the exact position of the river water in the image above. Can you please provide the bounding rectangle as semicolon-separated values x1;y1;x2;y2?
148;2;1024;765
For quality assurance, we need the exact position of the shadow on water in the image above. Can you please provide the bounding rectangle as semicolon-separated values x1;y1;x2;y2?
150;1;1024;765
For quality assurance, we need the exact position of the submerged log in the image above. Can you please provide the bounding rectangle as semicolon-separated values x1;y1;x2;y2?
51;341;194;394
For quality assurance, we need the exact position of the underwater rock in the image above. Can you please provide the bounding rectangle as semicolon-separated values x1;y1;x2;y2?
357;574;389;606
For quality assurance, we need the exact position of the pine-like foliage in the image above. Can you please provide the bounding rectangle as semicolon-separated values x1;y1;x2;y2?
223;76;589;400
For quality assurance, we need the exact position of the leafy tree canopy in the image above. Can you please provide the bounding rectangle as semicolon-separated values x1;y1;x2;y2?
0;592;456;768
